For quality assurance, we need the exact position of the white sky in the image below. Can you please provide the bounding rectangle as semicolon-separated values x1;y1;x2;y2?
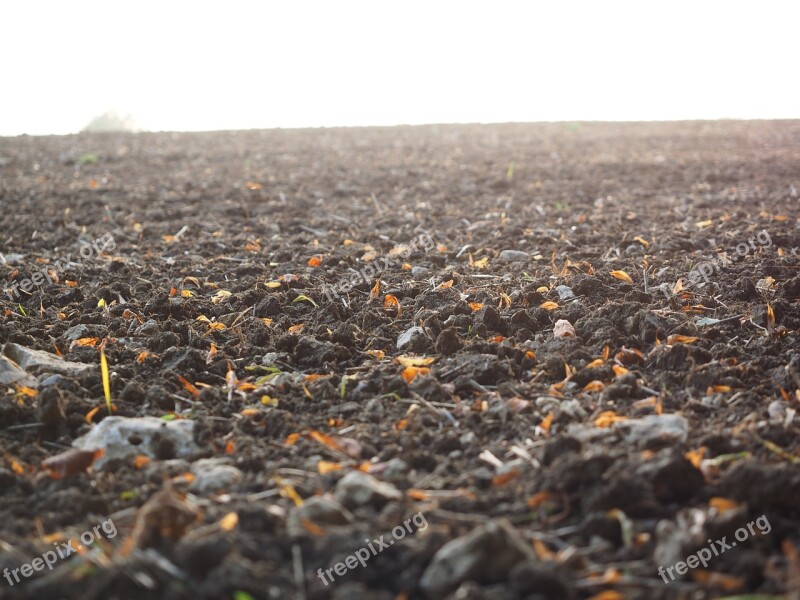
1;1;798;136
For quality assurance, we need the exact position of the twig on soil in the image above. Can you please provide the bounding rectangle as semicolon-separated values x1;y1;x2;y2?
409;391;458;426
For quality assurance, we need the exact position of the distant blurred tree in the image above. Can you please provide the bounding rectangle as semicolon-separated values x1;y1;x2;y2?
82;111;139;132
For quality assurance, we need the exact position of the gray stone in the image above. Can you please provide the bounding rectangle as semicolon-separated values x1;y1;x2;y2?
420;519;537;598
498;250;530;262
3;342;93;378
63;324;93;341
334;471;402;509
135;319;160;336
189;458;242;493
396;326;426;350
0;354;36;387
619;414;688;447
555;285;575;300
72;416;199;469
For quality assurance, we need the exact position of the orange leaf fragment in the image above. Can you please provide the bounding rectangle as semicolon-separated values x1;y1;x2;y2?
691;570;744;591
684;447;707;469
612;364;629;377
395;419;409;431
615;347;644;365
307;255;322;267
610;270;633;284
468;302;485;311
540;301;559;311
709;496;741;513
207;343;218;364
16;386;37;398
369;280;381;302
767;303;775;329
177;375;200;399
285;433;301;445
317;461;343;474
540;412;554;432
133;455;151;469
224;440;235;454
136;351;151;364
384;294;402;317
288;324;304;334
707;384;732;394
219;512;238;531
532;538;557;560
402;366;429;383
526;491;558;509
438;279;454;289
667;334;699;344
491;468;521;487
595;411;628;428
406;489;431;501
587;591;624;600
74;337;100;347
85;405;102;424
583;380;605;393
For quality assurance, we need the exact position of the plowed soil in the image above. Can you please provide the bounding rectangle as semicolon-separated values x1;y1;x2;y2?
1;121;799;600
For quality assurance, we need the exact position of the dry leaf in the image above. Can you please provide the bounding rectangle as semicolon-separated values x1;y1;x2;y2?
468;302;484;311
609;270;633;284
384;294;402;317
587;591;624;600
709;497;741;513
317;461;343;474
219;512;238;531
42;449;103;479
615;347;644;365
526;491;558;509
307;256;322;267
684;447;707;469
402;366;430;383
540;301;559;311
438;279;454;289
491;468;520;487
583;380;605;392
612;364;630;377
177;375;201;399
595;411;628;428
395;356;435;367
667;334;699;344
288;324;305;334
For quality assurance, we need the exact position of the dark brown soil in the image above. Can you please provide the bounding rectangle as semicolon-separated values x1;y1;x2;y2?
1;121;799;600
